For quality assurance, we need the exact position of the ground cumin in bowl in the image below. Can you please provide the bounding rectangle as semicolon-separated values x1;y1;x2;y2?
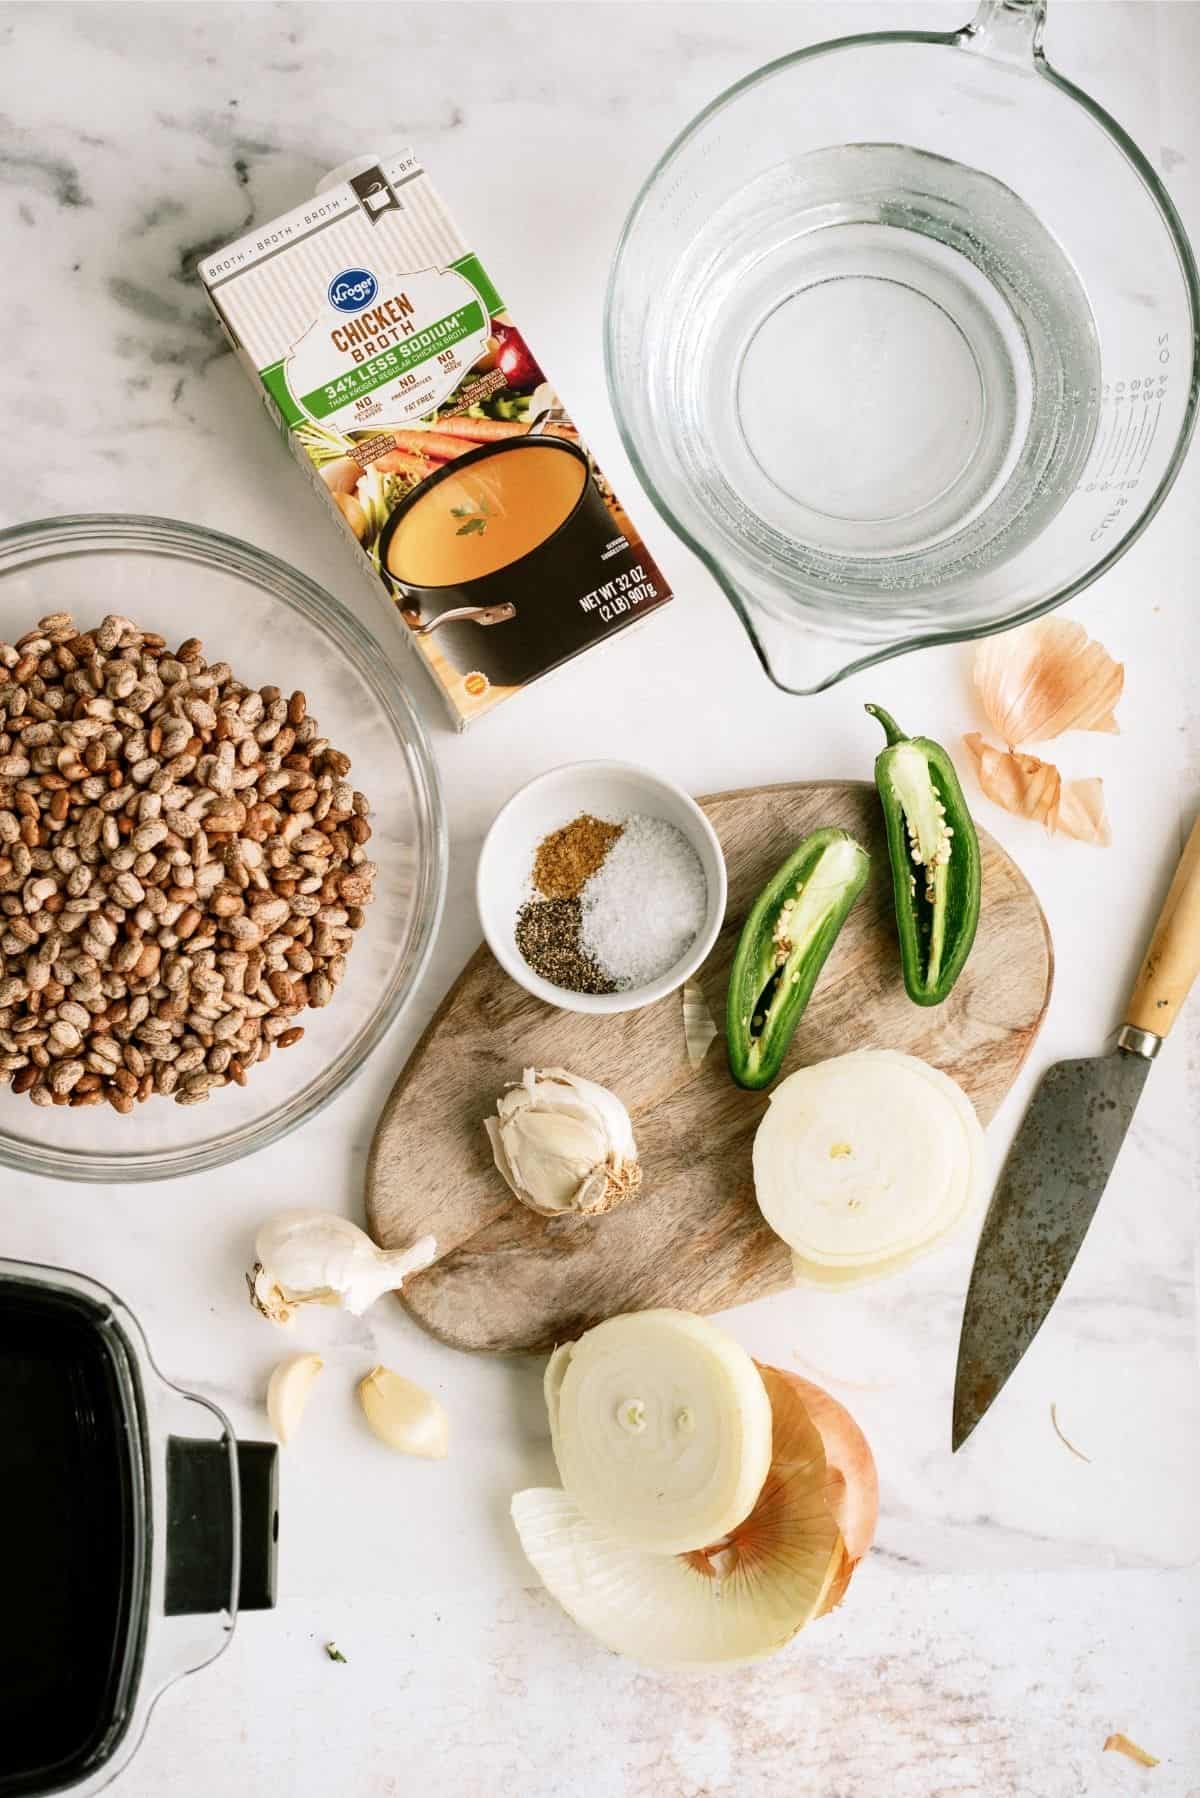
477;760;726;1017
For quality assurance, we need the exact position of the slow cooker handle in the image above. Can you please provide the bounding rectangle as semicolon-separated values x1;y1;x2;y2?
165;1436;279;1615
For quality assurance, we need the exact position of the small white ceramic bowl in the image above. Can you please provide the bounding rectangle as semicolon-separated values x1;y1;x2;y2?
477;760;727;1015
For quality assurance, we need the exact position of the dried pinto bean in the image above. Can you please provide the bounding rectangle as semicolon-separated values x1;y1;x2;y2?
0;614;375;1113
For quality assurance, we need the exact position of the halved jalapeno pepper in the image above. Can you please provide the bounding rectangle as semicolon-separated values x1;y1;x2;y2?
866;704;981;1007
726;827;870;1091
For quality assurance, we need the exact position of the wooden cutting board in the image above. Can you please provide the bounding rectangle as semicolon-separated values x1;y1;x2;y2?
367;781;1052;1354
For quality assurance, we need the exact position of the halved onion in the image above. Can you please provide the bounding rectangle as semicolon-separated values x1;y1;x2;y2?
514;1365;855;1668
753;1051;985;1279
545;1310;773;1555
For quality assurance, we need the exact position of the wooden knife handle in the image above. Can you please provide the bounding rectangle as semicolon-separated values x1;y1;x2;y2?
1125;813;1200;1039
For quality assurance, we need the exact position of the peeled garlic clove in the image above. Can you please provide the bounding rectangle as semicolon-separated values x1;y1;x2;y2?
247;1210;437;1325
546;1309;772;1555
485;1068;641;1217
513;1365;858;1669
358;1365;449;1459
266;1352;324;1444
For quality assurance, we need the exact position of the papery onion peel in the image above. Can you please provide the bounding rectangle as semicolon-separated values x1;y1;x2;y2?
973;618;1123;747
1054;776;1112;847
962;735;1111;846
773;1370;879;1612
1103;1733;1159;1768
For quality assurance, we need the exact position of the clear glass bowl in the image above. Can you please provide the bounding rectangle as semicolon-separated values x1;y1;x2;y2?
0;515;446;1182
606;0;1200;692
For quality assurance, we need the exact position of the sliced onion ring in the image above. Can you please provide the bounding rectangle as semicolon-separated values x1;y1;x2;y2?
753;1051;984;1278
545;1309;773;1555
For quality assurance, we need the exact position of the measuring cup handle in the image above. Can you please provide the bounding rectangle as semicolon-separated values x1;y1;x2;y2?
959;0;1046;66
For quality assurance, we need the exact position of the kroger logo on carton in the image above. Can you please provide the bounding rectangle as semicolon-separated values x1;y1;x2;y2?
327;268;378;313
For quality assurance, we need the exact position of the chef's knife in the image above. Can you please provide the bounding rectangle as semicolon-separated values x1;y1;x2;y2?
953;813;1200;1451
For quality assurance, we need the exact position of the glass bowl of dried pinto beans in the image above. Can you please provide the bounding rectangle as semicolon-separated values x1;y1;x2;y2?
0;515;446;1181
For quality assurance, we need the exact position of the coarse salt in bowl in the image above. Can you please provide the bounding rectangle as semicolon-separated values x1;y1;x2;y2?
477;760;727;1015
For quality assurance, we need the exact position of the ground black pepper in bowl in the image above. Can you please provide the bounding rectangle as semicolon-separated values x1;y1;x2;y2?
513;897;615;995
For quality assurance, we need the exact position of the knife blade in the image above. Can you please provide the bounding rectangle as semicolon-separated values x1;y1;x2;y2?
953;812;1200;1450
952;1046;1149;1450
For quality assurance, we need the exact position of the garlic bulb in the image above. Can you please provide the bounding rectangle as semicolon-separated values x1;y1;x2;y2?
247;1209;437;1325
484;1068;641;1218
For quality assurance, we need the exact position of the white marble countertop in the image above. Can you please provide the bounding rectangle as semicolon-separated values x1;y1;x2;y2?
3;2;1200;1793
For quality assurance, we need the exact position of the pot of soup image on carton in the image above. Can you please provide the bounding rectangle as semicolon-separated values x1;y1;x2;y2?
378;424;624;687
198;148;673;727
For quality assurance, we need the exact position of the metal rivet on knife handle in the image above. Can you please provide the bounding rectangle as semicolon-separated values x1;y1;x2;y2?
1124;812;1200;1041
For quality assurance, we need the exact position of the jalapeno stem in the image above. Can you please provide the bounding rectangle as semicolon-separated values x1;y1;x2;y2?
864;704;907;748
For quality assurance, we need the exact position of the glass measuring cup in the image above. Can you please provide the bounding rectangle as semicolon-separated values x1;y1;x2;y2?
605;0;1199;692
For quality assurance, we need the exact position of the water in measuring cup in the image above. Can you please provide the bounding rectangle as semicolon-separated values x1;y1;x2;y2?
666;145;1102;603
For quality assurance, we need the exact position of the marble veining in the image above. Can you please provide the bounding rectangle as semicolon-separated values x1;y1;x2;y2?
1;2;1198;1793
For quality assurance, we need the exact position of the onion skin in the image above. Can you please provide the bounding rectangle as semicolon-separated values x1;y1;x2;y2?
763;1367;878;1613
512;1356;879;1669
973;617;1123;747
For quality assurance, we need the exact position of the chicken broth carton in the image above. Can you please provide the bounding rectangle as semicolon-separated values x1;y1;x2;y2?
199;150;673;727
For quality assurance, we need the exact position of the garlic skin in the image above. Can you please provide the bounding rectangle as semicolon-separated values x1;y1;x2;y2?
682;980;718;1070
485;1068;641;1218
247;1210;437;1325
